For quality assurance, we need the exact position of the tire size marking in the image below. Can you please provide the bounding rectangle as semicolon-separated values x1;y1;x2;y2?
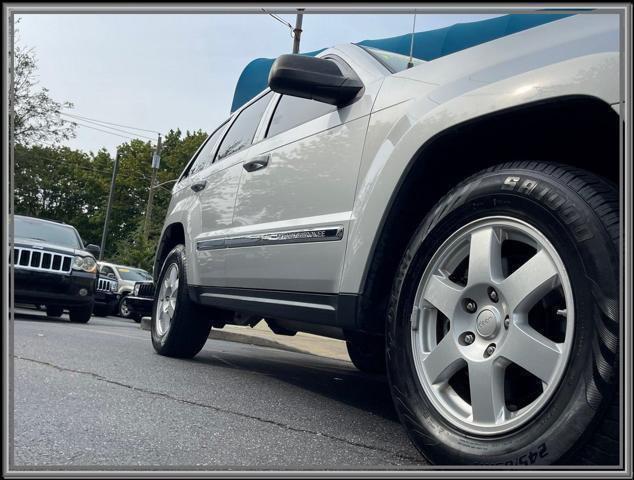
478;443;549;466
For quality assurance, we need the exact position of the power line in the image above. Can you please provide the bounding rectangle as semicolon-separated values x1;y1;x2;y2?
16;152;174;193
60;110;161;135
67;120;141;141
59;113;155;140
16;152;112;176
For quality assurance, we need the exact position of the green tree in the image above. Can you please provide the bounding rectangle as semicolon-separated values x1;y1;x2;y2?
13;35;76;146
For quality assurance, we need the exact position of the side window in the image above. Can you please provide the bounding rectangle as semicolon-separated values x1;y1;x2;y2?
215;91;272;161
187;121;229;177
266;95;337;139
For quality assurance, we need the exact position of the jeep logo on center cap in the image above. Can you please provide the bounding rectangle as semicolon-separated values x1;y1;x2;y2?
476;308;499;338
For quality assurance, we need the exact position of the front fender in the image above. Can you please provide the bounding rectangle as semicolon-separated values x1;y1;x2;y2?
340;50;620;295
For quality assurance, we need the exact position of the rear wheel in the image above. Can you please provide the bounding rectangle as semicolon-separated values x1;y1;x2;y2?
346;334;386;374
46;305;63;318
387;162;619;465
93;304;109;317
151;245;211;358
69;304;93;323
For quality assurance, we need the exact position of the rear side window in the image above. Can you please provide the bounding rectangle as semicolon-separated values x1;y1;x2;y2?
187;121;229;176
266;95;337;139
215;91;273;161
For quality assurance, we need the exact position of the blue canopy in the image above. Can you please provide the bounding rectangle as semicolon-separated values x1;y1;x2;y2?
231;13;571;113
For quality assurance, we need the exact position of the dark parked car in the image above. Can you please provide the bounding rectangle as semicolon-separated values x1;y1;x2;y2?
124;281;154;319
93;275;120;317
12;215;101;323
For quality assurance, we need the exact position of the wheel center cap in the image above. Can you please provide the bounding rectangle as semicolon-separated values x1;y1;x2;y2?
476;308;500;338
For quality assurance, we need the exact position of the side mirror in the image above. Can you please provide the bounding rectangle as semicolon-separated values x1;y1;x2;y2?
268;54;363;106
85;244;100;257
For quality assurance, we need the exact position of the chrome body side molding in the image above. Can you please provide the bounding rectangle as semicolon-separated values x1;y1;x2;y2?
197;226;344;251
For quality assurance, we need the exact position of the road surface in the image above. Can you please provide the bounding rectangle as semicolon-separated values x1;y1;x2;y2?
11;307;426;470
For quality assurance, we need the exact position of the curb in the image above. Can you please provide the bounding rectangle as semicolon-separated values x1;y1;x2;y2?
139;316;309;356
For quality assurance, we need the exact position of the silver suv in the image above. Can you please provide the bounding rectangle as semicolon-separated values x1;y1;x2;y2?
151;14;621;465
98;261;152;319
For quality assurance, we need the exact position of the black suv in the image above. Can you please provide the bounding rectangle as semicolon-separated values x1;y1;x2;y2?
12;215;101;323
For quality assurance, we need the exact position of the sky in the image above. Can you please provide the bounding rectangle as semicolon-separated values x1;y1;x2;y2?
16;12;501;155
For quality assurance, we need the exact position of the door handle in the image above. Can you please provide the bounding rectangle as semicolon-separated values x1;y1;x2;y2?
190;180;207;192
243;155;270;172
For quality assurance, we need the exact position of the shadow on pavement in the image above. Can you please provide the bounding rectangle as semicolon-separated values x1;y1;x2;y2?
193;346;401;424
12;311;70;324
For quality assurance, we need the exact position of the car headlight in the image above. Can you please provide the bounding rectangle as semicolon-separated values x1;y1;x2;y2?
133;283;140;296
72;255;97;273
111;281;119;292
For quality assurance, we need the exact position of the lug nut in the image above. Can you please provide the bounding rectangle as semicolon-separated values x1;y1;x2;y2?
486;345;496;356
488;287;499;303
504;316;510;329
464;333;475;345
465;299;477;313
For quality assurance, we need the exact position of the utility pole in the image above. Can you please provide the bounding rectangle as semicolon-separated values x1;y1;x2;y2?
292;8;304;53
143;134;162;241
100;150;120;260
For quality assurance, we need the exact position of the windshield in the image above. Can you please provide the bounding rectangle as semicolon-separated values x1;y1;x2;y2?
15;216;82;249
116;267;153;282
357;45;425;73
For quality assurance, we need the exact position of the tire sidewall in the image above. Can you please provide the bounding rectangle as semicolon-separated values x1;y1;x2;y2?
119;295;132;318
387;166;618;465
151;245;187;352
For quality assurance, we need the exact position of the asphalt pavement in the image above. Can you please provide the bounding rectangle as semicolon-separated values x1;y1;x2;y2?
11;307;426;470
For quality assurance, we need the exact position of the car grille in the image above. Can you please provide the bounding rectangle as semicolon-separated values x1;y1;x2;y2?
97;278;116;292
13;247;73;273
137;283;155;298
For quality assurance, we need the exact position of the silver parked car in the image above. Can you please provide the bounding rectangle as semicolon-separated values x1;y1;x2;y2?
150;14;620;465
98;262;152;320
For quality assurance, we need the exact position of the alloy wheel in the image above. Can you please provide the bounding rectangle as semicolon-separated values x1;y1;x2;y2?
155;263;180;337
411;216;574;435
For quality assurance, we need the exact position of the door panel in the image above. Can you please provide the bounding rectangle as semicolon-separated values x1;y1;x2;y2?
191;91;274;287
192;157;245;287
227;108;371;293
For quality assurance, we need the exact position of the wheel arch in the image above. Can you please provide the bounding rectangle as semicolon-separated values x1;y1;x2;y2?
153;222;186;282
353;94;620;334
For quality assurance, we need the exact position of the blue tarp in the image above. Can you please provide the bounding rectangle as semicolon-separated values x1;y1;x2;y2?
230;13;571;113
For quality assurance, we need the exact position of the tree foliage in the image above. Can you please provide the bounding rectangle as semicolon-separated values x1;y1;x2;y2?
13;40;76;146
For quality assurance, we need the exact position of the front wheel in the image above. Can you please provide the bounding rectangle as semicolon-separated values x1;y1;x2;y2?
118;296;132;319
46;305;64;318
69;304;93;323
151;245;211;358
387;162;619;465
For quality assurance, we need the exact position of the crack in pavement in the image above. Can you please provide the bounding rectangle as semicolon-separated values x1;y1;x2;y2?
14;355;421;465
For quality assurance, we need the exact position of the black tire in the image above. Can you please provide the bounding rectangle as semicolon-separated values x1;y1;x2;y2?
93;304;109;317
151;244;211;358
69;304;93;323
346;334;386;374
387;162;619;466
118;295;132;319
46;305;64;318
